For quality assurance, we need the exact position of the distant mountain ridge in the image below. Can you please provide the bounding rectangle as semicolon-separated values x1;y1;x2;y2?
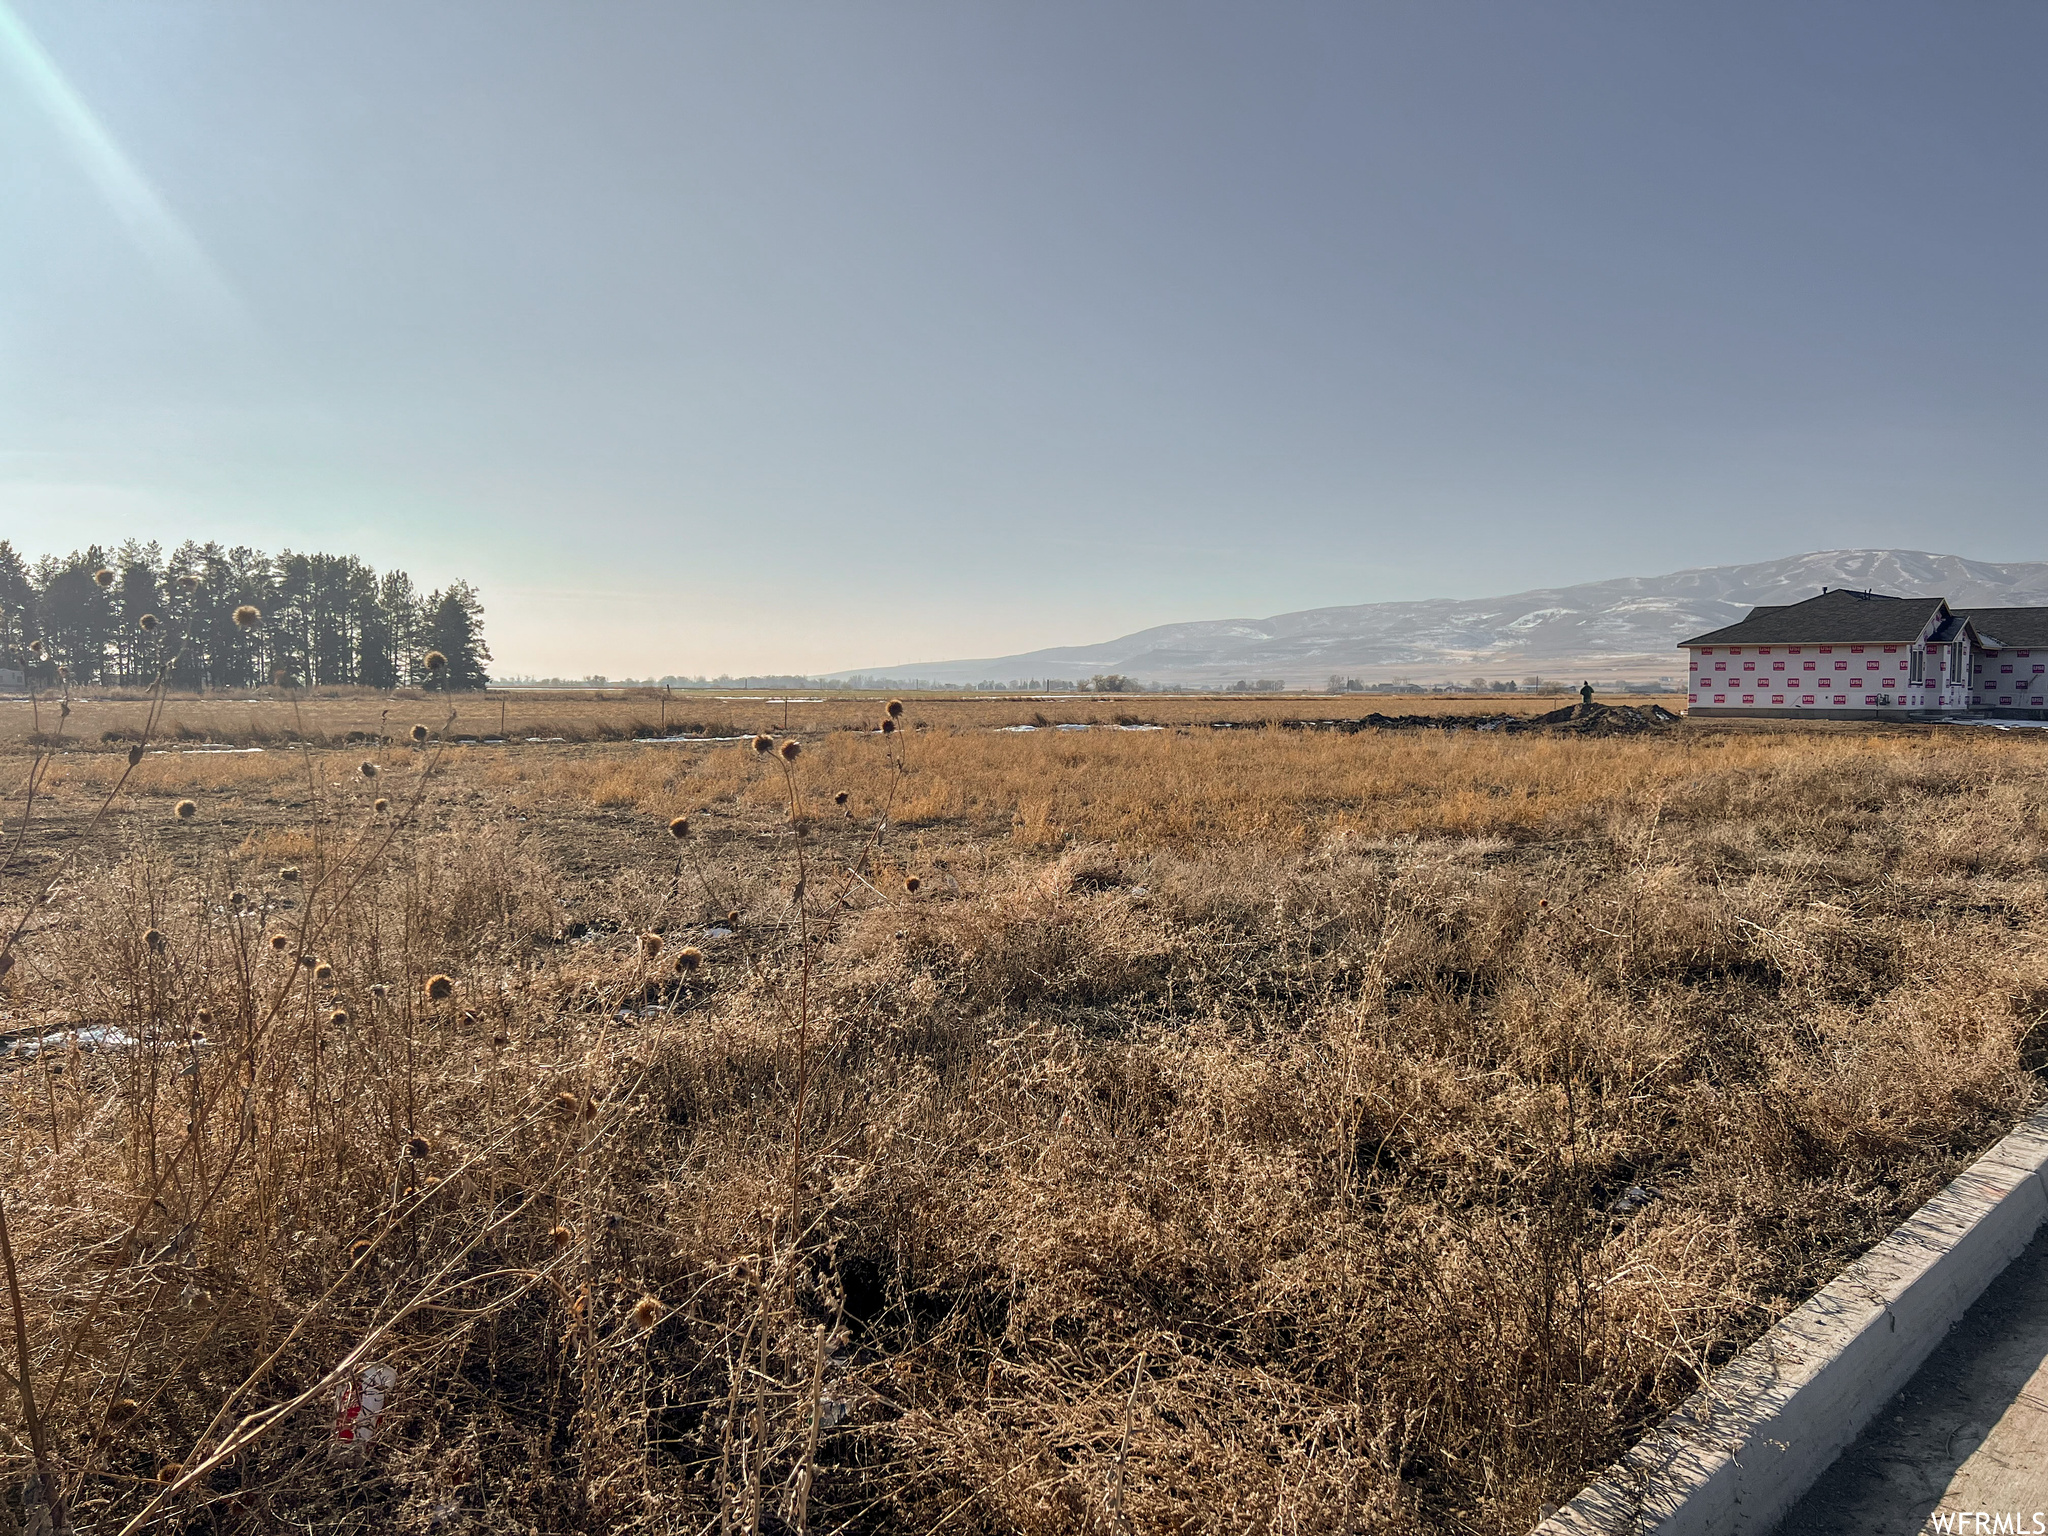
838;551;2048;687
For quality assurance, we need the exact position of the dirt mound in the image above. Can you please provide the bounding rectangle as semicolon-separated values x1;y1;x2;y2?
1519;701;1681;734
1269;702;1679;736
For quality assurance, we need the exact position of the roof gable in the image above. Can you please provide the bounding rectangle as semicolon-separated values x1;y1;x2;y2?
1680;589;1946;647
1954;608;2048;648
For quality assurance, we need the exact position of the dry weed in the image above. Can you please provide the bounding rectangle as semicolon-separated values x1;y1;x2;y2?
0;714;2041;1533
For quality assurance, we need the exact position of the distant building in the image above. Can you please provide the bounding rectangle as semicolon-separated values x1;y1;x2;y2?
1680;588;2048;719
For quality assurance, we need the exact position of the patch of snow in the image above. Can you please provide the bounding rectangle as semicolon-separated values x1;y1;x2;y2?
1503;608;1579;631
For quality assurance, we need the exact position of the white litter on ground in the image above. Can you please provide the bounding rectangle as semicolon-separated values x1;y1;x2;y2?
331;1363;398;1461
0;1024;142;1060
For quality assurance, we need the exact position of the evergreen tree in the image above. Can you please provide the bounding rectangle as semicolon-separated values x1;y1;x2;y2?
355;571;398;688
3;541;488;692
379;570;424;685
423;582;491;691
38;550;117;685
0;542;36;675
113;543;163;685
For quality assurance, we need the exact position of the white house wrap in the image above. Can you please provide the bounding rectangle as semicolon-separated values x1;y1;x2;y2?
1682;589;2048;720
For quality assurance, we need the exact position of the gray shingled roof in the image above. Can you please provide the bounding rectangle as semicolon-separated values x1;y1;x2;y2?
1955;608;2048;649
1679;589;1947;647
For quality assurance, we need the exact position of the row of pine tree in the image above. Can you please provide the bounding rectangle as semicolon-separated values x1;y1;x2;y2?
0;540;491;691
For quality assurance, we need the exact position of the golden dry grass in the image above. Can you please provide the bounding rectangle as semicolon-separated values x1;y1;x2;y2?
0;708;2042;1533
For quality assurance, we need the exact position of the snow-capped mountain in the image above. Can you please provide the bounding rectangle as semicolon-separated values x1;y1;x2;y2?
837;551;2048;687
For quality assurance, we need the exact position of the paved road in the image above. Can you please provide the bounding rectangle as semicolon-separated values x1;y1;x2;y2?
1778;1224;2048;1532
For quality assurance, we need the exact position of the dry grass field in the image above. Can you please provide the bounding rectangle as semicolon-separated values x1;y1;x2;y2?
2;685;1641;751
1;692;2044;1534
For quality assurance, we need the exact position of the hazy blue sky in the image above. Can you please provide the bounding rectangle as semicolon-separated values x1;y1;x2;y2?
4;3;2046;676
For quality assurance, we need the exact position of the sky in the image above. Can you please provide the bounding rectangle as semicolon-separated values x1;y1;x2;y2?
4;2;2046;678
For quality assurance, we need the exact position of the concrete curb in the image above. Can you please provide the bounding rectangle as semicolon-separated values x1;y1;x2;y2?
1536;1109;2048;1536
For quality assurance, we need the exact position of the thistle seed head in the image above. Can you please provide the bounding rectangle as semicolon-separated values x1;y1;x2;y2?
138;613;159;632
752;733;774;754
667;814;689;839
425;974;455;1001
674;946;704;974
360;760;379;778
410;723;428;744
548;1224;574;1250
833;790;849;806
886;699;905;718
143;928;167;952
630;1294;665;1330
93;567;115;589
270;934;290;952
904;876;920;894
880;717;896;734
328;1007;348;1027
314;962;334;982
233;605;261;629
174;799;196;820
638;932;663;958
424;650;448;673
405;1135;432;1159
373;797;390;813
779;738;800;761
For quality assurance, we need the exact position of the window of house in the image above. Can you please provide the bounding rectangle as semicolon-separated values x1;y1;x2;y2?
1909;650;1924;684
